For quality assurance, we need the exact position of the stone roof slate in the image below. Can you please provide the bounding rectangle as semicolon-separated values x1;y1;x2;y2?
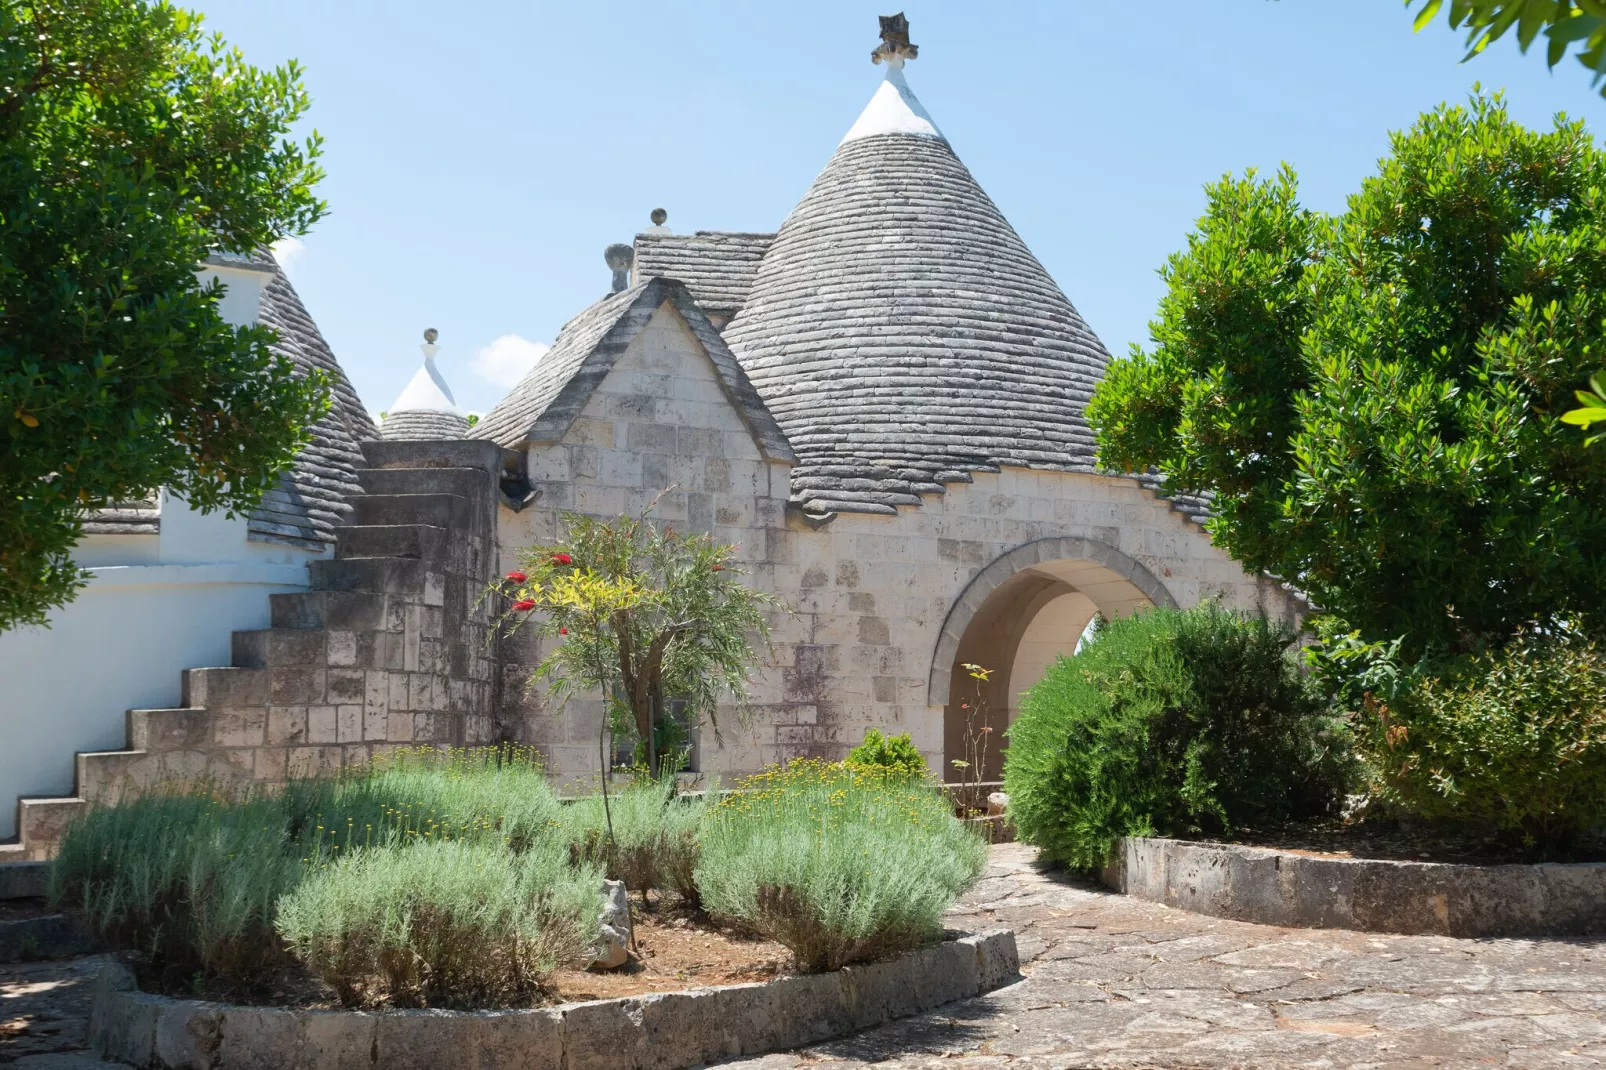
382;409;470;441
721;133;1111;516
479;277;794;463
249;269;377;548
632;232;774;319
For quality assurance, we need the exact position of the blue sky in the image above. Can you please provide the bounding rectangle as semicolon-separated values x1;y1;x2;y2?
193;1;1601;417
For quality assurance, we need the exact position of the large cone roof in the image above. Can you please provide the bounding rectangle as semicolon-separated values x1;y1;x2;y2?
722;71;1111;516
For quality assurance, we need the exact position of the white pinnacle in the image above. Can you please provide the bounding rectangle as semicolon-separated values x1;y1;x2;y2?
840;60;944;145
390;336;463;415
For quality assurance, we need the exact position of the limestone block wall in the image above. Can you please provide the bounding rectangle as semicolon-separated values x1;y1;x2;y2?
4;441;508;860
495;303;1304;785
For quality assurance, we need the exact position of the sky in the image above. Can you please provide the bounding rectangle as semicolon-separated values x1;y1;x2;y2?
191;1;1603;418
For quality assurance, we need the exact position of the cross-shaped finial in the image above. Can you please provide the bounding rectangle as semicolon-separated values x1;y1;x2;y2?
871;12;918;67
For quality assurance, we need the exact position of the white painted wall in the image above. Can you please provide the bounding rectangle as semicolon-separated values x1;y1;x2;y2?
0;260;325;838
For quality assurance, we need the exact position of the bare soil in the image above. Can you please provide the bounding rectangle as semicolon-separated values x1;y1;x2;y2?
546;900;787;1001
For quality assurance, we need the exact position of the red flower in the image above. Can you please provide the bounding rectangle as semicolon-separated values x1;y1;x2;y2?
505;570;527;583
559;626;568;635
512;599;536;612
711;564;725;572
552;553;572;565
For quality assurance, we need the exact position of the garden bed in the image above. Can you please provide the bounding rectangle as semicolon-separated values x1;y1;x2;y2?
133;898;791;1009
89;928;1020;1070
1103;835;1606;938
1192;819;1606;867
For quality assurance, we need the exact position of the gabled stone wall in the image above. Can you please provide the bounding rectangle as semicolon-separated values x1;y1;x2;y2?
495;302;1303;786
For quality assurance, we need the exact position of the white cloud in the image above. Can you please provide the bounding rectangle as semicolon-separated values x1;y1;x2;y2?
271;236;306;278
472;334;550;389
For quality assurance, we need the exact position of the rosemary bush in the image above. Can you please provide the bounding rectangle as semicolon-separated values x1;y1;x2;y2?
275;840;600;1008
282;745;562;855
695;761;987;972
562;774;711;905
1005;603;1349;871
50;790;301;985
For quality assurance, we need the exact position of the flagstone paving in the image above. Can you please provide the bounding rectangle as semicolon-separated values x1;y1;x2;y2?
722;844;1606;1070
3;844;1604;1067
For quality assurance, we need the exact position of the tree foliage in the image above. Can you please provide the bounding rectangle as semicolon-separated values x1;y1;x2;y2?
495;510;784;779
1088;94;1606;655
1;1;329;630
1003;604;1347;871
1409;0;1606;99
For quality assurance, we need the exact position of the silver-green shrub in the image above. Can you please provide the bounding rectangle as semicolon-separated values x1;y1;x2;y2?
275;839;600;1008
50;789;301;983
282;745;562;855
562;774;712;904
694;761;987;972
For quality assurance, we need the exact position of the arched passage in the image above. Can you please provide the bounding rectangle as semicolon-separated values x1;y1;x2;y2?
928;537;1177;781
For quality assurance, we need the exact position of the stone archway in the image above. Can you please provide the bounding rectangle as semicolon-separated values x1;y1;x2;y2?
928;537;1177;781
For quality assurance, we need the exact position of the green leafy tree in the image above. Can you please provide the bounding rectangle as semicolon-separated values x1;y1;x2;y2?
1409;1;1606;99
494;510;784;785
1089;94;1606;656
1;1;330;631
1564;371;1606;442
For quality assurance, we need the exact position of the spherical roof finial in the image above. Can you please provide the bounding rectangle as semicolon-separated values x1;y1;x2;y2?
423;327;439;344
650;207;668;226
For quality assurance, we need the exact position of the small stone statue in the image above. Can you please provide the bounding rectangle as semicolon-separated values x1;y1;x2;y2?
590;879;632;969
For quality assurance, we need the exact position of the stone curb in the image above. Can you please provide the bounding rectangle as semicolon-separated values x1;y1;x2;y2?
88;928;1019;1069
1103;836;1606;938
0;914;98;963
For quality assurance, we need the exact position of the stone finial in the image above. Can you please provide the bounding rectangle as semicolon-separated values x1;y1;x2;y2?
650;207;668;226
604;242;634;294
872;12;918;66
423;327;439;344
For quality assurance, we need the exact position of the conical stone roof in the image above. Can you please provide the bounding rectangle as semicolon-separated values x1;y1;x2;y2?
722;59;1111;516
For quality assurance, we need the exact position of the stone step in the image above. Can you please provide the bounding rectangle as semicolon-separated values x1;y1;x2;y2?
358;467;489;498
232;627;326;668
233;627;404;672
16;797;86;859
75;750;154;807
181;666;269;708
335;523;448;562
361;437;510;474
270;590;395;632
126;707;211;752
0;859;43;897
308;557;435;598
349;492;476;530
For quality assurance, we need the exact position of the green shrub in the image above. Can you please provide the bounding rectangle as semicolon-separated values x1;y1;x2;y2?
1358;623;1606;857
1004;603;1349;870
562;774;710;905
846;729;929;778
283;745;563;855
50;747;567;993
50;790;302;984
276;839;600;1008
695;761;987;972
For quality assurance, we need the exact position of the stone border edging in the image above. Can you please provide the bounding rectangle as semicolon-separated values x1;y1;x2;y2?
0;913;97;963
89;929;1020;1070
1102;836;1606;938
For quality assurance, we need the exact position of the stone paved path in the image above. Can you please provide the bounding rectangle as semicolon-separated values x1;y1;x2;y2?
3;845;1604;1068
724;844;1606;1070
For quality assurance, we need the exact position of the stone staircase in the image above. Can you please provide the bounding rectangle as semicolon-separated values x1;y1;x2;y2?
0;439;511;863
